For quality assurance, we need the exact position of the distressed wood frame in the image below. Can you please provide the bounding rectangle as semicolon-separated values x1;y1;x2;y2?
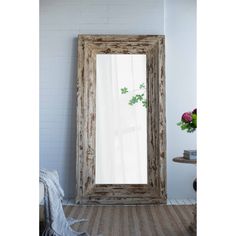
76;35;166;204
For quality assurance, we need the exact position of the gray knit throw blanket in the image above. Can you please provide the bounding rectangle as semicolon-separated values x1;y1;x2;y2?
40;169;89;236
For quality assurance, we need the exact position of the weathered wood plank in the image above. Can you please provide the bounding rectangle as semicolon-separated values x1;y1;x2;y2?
41;205;196;236
150;205;166;236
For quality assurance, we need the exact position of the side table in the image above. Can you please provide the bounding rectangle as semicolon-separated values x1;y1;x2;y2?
172;156;196;165
172;156;197;233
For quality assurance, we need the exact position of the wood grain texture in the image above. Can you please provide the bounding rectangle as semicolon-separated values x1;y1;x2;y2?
76;35;166;204
62;205;196;236
189;204;196;233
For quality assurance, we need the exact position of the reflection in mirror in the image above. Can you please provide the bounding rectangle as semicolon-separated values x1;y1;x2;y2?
96;54;147;184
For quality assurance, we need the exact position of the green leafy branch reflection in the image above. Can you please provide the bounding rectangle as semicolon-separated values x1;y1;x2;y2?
120;83;147;108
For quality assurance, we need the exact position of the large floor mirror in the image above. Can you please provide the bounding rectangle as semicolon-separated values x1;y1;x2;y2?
76;35;166;204
96;54;147;185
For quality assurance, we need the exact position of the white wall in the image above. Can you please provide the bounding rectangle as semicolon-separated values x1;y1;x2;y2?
40;0;196;199
165;0;196;199
40;0;164;198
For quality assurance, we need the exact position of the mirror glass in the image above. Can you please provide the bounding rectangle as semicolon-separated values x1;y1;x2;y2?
96;54;147;184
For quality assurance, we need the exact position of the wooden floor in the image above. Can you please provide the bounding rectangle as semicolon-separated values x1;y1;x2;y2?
61;205;196;236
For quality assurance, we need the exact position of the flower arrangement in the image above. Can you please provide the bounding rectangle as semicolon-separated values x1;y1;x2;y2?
177;108;197;133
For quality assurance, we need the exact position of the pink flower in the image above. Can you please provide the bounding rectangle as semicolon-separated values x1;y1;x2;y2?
182;112;192;123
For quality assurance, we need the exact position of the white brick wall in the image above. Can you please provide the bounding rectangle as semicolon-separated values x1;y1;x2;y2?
40;0;195;201
165;0;196;199
40;0;164;198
